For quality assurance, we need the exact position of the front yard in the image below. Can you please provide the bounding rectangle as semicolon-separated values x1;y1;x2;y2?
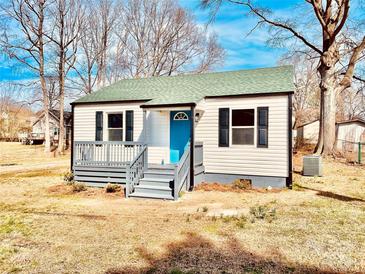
0;142;364;273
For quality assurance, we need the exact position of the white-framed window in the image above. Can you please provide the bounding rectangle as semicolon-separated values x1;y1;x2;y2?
231;109;255;145
107;113;123;141
173;111;189;120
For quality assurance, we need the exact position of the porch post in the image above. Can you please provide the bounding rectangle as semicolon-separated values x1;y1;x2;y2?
143;110;147;143
189;105;195;191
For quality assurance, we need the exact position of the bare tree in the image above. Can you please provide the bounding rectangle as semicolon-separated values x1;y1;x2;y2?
113;0;224;78
202;0;365;155
70;0;118;93
281;53;320;128
47;0;83;153
0;0;51;153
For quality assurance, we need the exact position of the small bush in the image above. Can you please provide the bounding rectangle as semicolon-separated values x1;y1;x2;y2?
249;205;277;223
219;214;247;228
232;179;252;190
202;206;208;212
236;216;247;229
105;183;121;193
72;182;87;192
63;171;74;182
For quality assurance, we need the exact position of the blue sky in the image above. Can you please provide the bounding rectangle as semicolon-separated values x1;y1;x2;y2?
0;0;304;82
4;0;364;82
179;0;305;71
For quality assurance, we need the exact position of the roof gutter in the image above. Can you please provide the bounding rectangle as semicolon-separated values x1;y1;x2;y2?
70;99;149;106
140;102;196;108
205;91;294;100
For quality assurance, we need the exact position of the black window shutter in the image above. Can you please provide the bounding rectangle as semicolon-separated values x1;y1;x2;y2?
257;107;269;148
125;110;134;141
95;111;103;141
218;108;229;147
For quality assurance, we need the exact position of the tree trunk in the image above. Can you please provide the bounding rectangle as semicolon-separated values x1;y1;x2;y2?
316;65;337;155
57;66;65;154
38;4;50;154
57;8;65;155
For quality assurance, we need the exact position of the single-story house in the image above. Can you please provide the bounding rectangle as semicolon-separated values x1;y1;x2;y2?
30;109;72;145
297;118;365;150
70;66;294;200
336;119;365;152
296;119;320;144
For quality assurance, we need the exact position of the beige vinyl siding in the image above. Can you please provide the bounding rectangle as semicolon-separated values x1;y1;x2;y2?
195;95;289;177
73;102;144;142
73;103;171;164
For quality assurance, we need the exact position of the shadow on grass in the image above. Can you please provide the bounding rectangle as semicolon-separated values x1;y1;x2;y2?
106;232;338;274
297;185;365;203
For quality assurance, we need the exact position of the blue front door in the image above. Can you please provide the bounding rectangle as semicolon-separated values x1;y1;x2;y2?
170;111;191;163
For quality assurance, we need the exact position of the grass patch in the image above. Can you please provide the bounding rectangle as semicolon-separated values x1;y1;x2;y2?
0;216;31;236
249;205;277;223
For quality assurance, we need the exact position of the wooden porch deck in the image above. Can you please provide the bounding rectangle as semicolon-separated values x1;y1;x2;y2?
72;141;203;200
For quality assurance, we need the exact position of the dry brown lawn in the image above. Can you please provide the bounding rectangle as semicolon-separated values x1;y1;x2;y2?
0;142;365;273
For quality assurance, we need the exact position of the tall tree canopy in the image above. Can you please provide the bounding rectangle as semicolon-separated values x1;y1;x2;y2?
202;0;365;155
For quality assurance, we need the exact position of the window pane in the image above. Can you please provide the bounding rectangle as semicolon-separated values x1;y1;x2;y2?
108;114;123;128
108;129;123;141
258;109;268;126
258;128;267;146
232;109;254;126
232;128;254;145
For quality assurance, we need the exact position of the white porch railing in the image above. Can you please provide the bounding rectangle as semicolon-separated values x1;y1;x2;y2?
73;141;145;167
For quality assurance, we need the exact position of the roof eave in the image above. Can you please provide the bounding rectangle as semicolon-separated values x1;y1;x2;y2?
70;99;150;106
140;102;196;108
204;90;294;99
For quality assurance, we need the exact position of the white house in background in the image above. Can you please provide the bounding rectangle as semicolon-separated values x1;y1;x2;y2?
70;66;294;200
296;119;320;144
31;109;72;145
297;118;365;150
336;119;365;151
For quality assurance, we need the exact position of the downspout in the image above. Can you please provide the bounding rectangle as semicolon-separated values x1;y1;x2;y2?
189;105;195;190
287;94;293;188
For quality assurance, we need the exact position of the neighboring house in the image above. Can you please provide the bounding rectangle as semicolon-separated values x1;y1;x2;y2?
296;119;320;144
31;110;72;145
297;118;365;151
71;66;294;200
336;119;365;152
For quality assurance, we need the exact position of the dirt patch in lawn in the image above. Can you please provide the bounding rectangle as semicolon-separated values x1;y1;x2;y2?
47;183;124;199
195;182;282;193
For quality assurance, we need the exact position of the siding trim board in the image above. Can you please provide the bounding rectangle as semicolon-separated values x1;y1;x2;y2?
70;104;75;171
287;94;293;188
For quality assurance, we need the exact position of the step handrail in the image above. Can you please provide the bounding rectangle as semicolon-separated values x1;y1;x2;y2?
173;144;191;200
126;145;148;198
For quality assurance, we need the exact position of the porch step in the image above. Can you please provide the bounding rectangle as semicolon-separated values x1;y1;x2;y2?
128;192;174;200
143;170;175;179
148;164;176;171
133;185;173;196
139;177;173;187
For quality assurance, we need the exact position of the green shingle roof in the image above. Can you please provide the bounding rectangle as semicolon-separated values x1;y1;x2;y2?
72;65;294;106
